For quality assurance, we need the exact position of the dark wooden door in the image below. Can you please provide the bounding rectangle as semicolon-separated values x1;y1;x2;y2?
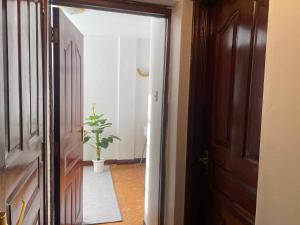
0;0;45;224
53;8;84;225
208;0;269;224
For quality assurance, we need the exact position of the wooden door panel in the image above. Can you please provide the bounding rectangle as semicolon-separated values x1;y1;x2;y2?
29;0;39;136
74;168;82;220
0;0;45;224
209;0;269;224
63;42;72;135
211;0;257;187
7;159;40;225
212;165;256;215
64;183;72;225
212;211;225;225
7;0;21;152
73;46;82;133
36;0;43;136
54;8;83;225
244;0;269;163
212;11;239;148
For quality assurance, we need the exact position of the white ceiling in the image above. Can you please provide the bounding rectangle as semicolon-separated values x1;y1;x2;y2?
63;7;152;38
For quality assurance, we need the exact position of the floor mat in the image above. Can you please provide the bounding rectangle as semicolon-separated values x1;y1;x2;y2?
83;166;122;224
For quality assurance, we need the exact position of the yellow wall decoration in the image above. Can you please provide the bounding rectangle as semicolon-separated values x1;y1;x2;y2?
137;68;149;78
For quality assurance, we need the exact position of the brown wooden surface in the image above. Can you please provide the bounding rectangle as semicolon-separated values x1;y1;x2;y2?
185;2;210;225
186;0;269;224
53;8;84;225
0;0;45;224
52;0;171;17
209;0;269;223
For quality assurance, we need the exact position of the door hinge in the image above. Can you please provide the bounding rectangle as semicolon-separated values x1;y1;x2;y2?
41;141;46;162
51;27;59;43
40;0;45;15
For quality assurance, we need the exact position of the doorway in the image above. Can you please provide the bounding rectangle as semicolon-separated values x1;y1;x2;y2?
51;3;170;225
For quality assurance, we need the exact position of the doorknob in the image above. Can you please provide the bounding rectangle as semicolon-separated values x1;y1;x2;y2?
76;126;84;142
198;153;209;176
198;150;209;165
17;200;27;225
198;156;208;165
0;212;8;225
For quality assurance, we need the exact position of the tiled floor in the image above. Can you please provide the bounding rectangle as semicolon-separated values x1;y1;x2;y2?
101;163;146;225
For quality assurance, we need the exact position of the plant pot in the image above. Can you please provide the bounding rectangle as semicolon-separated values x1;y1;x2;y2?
92;159;105;173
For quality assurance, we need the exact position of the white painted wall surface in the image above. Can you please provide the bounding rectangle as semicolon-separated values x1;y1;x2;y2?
256;1;300;224
144;18;166;225
83;35;150;161
63;9;151;38
67;8;152;161
135;39;150;159
83;36;119;161
117;38;137;160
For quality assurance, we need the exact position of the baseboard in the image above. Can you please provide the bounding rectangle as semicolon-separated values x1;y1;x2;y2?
82;161;92;166
83;158;146;166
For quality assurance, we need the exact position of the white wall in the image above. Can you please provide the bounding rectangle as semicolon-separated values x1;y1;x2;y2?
135;39;150;159
83;35;119;160
63;9;151;38
63;11;151;161
144;18;166;225
256;1;300;224
83;35;150;161
117;37;137;160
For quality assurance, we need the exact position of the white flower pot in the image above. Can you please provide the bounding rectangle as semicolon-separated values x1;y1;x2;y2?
92;159;105;173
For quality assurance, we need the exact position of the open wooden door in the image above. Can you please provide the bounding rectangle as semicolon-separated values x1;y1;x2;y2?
53;8;84;225
0;0;45;224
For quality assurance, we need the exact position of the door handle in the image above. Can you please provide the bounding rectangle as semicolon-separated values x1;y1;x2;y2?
198;156;208;165
17;200;27;225
76;126;84;142
0;200;26;225
0;212;8;225
198;150;209;165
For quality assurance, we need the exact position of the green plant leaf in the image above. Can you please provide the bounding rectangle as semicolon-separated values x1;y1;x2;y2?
100;138;109;149
110;135;121;141
85;114;104;120
83;104;121;153
100;119;107;124
83;136;91;144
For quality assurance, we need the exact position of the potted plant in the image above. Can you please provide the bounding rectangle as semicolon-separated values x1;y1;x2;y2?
83;104;120;173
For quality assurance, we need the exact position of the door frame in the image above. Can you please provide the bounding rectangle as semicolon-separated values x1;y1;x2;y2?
184;1;211;224
49;1;172;225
